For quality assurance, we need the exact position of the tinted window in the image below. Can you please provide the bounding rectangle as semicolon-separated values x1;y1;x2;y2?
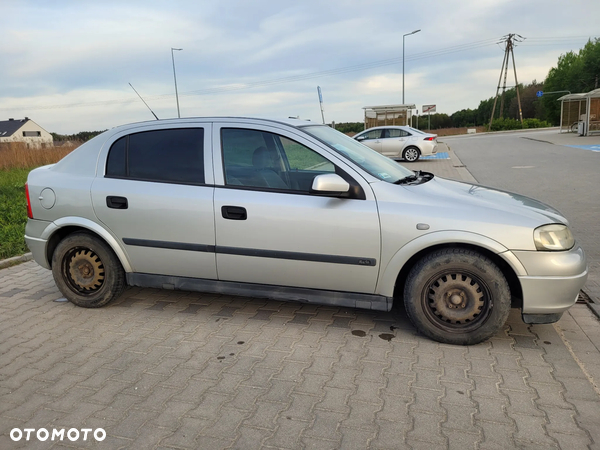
106;136;126;177
106;128;204;184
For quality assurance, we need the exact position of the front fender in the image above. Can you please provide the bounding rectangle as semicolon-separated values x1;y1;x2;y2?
375;230;527;297
46;217;133;272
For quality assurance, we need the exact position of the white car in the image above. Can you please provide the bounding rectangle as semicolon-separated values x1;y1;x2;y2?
354;126;438;161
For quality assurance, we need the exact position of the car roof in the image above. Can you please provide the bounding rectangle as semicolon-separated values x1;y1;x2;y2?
108;116;319;133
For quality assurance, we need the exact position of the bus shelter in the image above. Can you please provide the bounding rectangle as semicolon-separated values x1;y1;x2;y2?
363;104;415;129
558;89;600;135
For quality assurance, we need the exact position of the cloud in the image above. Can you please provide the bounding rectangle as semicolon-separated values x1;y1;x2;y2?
0;0;599;132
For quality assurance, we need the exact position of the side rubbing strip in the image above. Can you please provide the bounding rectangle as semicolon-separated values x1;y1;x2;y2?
217;246;376;266
123;238;216;253
123;238;376;267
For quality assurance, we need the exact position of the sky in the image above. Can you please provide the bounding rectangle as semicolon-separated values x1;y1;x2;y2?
1;0;599;134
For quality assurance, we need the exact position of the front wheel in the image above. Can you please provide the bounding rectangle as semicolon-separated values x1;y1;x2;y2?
403;248;511;345
402;146;420;162
51;232;126;308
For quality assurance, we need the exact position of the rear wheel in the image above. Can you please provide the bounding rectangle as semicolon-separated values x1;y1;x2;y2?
403;248;511;345
402;146;420;162
51;232;126;308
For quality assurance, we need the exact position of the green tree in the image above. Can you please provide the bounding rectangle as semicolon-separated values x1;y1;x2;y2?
542;38;600;124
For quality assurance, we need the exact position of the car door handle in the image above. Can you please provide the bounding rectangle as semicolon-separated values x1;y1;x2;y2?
221;205;247;220
106;196;128;209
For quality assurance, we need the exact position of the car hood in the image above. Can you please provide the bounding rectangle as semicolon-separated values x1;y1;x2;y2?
420;177;565;223
371;176;569;252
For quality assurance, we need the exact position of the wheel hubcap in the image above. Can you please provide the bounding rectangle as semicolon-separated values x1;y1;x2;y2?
67;249;105;291
405;149;418;161
427;273;485;325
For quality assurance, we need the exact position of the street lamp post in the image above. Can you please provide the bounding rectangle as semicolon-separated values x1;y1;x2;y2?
171;47;183;118
402;29;420;104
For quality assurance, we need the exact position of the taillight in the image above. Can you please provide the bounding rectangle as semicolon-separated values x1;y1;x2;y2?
25;183;33;219
424;136;435;141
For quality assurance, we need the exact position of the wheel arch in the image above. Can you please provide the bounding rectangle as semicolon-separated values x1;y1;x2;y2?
44;217;132;272
377;232;525;309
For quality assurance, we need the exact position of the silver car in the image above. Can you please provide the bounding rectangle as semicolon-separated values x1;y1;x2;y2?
24;117;587;344
353;125;438;161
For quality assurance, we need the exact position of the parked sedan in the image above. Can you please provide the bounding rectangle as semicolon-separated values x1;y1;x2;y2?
25;118;587;345
353;125;438;161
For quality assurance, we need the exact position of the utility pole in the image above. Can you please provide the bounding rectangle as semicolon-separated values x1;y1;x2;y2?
489;34;524;129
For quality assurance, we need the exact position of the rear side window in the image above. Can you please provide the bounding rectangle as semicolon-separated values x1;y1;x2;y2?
106;128;204;184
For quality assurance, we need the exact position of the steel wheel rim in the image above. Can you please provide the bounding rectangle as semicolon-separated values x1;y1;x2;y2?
63;247;105;294
421;270;493;333
405;148;419;161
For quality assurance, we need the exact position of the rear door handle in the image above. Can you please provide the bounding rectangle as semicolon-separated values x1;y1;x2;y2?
221;205;247;220
106;196;128;209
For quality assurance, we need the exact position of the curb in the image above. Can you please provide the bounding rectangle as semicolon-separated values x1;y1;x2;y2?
0;253;33;270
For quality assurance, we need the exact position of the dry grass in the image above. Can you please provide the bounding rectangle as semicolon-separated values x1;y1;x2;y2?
429;126;487;137
0;142;79;170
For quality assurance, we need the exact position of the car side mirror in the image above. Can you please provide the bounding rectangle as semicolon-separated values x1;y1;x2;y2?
355;135;365;141
310;174;350;196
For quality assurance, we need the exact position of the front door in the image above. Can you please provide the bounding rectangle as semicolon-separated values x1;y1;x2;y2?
212;123;381;294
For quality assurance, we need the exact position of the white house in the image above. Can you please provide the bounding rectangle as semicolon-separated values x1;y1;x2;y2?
0;118;53;147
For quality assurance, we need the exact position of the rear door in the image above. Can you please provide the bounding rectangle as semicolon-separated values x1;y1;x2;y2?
91;124;217;279
380;128;408;157
212;122;381;294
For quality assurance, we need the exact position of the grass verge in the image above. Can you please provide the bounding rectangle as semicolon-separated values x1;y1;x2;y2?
0;168;30;260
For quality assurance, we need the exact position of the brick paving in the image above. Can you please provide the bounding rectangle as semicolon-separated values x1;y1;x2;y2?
1;141;600;449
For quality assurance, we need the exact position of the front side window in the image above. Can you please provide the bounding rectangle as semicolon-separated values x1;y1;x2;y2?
359;129;382;140
106;128;204;184
221;128;335;192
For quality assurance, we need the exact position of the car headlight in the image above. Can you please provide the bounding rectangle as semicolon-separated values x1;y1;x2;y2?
534;224;574;251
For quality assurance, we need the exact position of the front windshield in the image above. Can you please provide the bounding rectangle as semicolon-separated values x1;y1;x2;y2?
302;125;413;183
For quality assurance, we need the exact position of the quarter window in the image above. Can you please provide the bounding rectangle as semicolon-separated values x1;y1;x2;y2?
106;128;204;184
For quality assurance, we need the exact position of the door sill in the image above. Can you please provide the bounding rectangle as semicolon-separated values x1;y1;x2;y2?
127;273;392;311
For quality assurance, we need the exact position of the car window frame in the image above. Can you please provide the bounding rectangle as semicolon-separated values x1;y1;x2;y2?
102;124;212;187
215;124;366;200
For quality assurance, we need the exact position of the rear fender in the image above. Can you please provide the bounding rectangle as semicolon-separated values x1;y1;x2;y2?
45;217;132;272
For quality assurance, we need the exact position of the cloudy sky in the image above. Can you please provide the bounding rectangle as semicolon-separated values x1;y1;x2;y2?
1;0;598;134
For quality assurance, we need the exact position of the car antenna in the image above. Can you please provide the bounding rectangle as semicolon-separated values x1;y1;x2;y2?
129;83;159;120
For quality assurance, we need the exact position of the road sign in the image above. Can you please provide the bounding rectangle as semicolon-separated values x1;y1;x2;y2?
423;104;436;113
536;91;544;97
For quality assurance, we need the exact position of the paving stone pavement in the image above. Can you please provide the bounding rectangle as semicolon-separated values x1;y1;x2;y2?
1;142;600;449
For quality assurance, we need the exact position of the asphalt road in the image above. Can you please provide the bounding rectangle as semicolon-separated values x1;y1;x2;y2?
444;129;600;302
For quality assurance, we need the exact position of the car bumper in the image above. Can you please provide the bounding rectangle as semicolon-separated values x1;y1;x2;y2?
25;219;52;270
513;245;588;317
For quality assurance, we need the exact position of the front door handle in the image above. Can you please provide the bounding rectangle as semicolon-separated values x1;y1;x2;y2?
106;196;128;209
221;205;247;220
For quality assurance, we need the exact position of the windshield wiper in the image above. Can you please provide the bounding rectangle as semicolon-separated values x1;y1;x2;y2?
394;170;422;185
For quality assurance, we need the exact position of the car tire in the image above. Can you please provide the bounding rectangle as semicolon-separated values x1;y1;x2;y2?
403;248;511;345
51;232;126;308
402;146;420;162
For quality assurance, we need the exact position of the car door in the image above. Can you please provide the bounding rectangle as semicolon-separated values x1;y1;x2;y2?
212;122;381;294
355;129;383;153
380;128;408;157
91;124;217;279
